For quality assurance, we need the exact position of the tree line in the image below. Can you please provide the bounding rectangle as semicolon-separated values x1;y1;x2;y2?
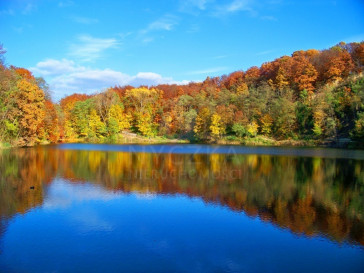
0;41;363;146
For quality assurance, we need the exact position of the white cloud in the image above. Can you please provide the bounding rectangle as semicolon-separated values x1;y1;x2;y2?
130;72;187;86
148;20;174;31
30;58;190;100
30;58;83;76
187;66;228;75
50;68;132;96
69;35;120;62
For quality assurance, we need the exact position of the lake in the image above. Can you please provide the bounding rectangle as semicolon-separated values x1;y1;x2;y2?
0;144;363;272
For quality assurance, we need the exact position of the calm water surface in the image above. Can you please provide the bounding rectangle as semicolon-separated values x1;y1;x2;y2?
0;144;363;272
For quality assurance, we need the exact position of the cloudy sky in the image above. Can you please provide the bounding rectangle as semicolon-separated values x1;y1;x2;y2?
0;0;363;100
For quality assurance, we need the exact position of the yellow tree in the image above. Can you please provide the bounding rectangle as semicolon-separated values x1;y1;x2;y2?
260;114;273;135
210;113;225;140
64;119;77;141
125;87;160;113
88;109;106;139
193;107;210;140
275;66;290;91
137;112;155;137
247;121;259;137
108;104;131;134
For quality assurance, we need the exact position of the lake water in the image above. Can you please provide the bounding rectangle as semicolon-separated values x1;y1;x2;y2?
0;144;363;272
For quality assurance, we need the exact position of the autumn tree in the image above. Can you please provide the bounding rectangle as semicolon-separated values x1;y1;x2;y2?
194;108;211;140
124;87;161;113
13;79;45;146
136;112;155;137
210;113;225;140
107;104;131;135
271;90;297;138
43;100;60;143
88;109;107;140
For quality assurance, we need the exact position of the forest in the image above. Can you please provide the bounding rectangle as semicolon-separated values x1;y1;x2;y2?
0;41;363;147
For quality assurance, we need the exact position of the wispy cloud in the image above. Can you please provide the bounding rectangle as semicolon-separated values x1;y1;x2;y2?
117;32;133;39
30;58;190;100
142;37;154;44
71;16;99;24
187;66;228;75
141;15;179;34
0;1;37;16
68;35;120;62
138;15;179;44
179;0;213;13
212;0;254;17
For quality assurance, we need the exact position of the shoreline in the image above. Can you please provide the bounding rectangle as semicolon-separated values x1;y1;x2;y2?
1;135;362;150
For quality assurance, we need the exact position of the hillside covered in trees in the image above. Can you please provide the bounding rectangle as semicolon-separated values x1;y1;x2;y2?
0;41;364;147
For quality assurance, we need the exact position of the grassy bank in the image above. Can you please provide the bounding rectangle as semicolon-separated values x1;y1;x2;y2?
64;132;189;145
2;134;362;149
0;142;12;149
214;135;363;148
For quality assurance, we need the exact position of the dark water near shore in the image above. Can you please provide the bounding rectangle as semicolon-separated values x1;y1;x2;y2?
0;144;363;272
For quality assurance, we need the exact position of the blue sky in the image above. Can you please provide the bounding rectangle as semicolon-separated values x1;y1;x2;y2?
0;0;363;100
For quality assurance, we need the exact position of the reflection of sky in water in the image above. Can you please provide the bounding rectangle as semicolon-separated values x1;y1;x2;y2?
57;143;364;159
43;179;120;210
0;178;363;273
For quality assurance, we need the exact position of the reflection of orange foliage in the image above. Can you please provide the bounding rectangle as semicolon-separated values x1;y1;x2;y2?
291;195;316;235
1;148;363;246
44;100;60;143
0;148;50;217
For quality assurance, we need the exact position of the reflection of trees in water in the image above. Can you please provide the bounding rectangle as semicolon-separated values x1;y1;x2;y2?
0;147;363;245
0;148;46;218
